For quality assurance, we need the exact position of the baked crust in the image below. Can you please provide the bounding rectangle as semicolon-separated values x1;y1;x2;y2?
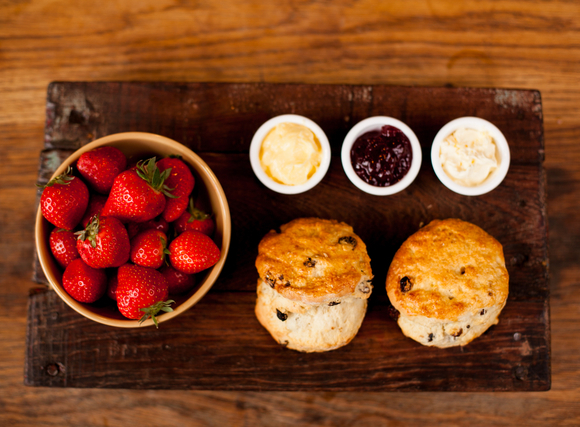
256;218;373;304
386;218;509;347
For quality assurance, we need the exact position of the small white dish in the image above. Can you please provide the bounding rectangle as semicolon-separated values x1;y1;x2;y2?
249;114;331;195
341;116;422;196
431;117;510;196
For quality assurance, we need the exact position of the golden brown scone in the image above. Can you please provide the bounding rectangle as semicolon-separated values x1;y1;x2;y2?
256;218;373;304
386;218;509;348
255;218;373;352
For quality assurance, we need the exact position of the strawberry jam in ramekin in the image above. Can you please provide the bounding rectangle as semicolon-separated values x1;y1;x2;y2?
350;125;413;187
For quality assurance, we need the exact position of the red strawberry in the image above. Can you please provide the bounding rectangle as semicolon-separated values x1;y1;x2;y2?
130;229;169;269
62;258;107;303
126;222;141;239
157;157;195;222
102;157;174;223
76;215;130;268
126;216;170;239
39;167;89;230
174;198;215;236
160;265;196;295
169;230;220;274
81;194;108;227
76;146;127;194
107;273;119;301
116;264;173;327
139;216;170;234
49;228;80;268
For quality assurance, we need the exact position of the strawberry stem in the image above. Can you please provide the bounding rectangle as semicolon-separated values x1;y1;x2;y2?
135;157;178;198
74;215;100;248
186;198;210;222
160;237;171;262
139;299;175;328
37;166;75;188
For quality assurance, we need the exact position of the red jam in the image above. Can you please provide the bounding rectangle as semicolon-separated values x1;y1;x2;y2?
350;125;413;187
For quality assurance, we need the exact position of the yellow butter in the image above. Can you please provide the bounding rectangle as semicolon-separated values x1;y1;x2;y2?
260;122;322;186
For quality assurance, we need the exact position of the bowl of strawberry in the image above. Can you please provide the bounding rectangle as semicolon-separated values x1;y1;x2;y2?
35;132;231;328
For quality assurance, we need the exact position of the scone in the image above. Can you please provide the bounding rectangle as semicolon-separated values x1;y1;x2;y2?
255;218;373;352
386;218;509;348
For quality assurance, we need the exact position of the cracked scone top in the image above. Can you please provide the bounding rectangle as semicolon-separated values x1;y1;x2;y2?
256;217;373;304
386;218;509;348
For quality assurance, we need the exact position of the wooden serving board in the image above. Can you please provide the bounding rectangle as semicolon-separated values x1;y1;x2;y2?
26;82;550;391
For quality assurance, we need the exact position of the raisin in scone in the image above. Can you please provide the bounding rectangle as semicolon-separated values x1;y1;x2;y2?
255;218;373;352
386;218;509;348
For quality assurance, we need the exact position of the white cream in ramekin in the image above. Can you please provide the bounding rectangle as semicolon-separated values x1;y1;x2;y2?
431;117;510;196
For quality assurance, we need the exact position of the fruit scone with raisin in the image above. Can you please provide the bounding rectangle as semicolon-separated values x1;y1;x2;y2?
386;218;509;348
255;217;373;352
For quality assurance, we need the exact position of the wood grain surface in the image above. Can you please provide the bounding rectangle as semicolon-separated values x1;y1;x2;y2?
1;0;579;425
26;82;550;392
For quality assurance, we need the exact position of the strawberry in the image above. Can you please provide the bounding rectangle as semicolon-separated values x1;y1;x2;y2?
76;215;130;268
126;216;170;239
169;230;220;274
116;264;173;327
76;146;127;194
126;222;141;239
157;157;195;222
160;265;196;295
107;273;119;301
39;167;89;230
62;258;107;303
130;229;169;269
81;194;108;227
102;157;174;223
139;216;170;234
174;198;215;236
49;228;80;268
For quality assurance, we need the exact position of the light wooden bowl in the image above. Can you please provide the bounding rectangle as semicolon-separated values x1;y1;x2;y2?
35;132;231;328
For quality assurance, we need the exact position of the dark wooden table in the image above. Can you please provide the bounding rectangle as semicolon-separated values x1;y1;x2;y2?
2;1;579;425
26;82;549;392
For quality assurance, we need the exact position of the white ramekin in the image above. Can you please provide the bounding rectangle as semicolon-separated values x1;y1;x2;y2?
341;116;422;196
249;114;331;195
431;117;510;196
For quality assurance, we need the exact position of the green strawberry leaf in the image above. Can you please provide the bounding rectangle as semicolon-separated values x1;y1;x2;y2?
186;198;210;222
74;215;100;247
136;157;178;198
139;299;175;328
37;166;75;188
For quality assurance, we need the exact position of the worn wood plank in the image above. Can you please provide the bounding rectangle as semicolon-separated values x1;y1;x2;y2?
25;289;549;391
43;82;544;163
27;82;549;391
